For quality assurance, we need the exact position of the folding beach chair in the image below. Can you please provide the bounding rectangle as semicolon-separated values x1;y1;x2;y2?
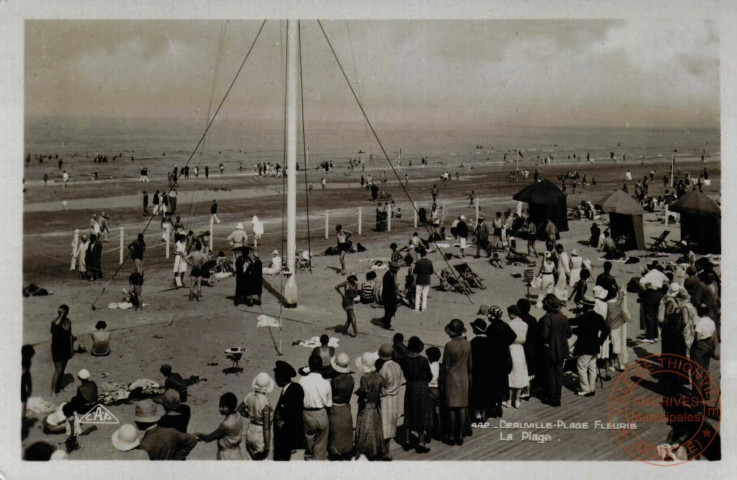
454;263;486;290
648;230;670;251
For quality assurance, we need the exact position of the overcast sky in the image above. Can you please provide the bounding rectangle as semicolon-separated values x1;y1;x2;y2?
25;19;719;129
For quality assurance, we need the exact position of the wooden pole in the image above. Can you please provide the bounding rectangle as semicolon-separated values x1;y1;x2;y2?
284;20;299;308
665;205;669;228
441;201;446;224
388;205;392;232
413;201;418;228
119;227;124;265
165;224;170;259
358;207;362;235
475;197;480;224
325;210;329;239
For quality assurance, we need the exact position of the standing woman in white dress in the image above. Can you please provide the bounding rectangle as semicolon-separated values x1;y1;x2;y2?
173;233;188;288
569;249;583;287
251;216;264;248
505;305;529;409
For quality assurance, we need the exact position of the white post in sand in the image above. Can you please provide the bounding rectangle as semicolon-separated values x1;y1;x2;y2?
325;210;329;239
388;205;392;232
413;201;418;228
475;197;480;224
665;205;669;228
209;218;215;251
71;229;79;270
119;227;124;264
284;19;299;308
358;207;362;235
165;224;170;259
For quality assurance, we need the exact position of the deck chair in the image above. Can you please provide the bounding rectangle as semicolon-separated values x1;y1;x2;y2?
454;263;486;290
648;230;670;251
439;269;474;295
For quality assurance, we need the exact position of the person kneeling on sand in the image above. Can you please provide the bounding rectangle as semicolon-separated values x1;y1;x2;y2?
263;250;282;275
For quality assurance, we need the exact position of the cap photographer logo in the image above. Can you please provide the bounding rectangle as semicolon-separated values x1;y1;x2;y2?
79;404;120;425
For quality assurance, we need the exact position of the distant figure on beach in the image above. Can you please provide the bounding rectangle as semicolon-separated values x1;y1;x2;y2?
143;191;149;215
468;190;476;207
625;170;632;181
139;166;149;182
205;166;209;178
219;163;224;175
62;171;69;188
211;200;220;224
43;174;48;185
194;166;199;177
321;177;326;190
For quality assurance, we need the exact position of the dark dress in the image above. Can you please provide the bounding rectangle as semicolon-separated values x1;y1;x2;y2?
485;319;517;409
234;255;246;305
355;372;385;459
540;311;571;403
51;319;73;363
469;334;491;413
661;298;687;387
403;353;433;433
251;257;263;297
273;382;305;461
328;373;355;458
382;271;398;325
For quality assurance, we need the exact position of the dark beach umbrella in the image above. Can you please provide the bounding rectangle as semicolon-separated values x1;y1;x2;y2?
513;179;568;233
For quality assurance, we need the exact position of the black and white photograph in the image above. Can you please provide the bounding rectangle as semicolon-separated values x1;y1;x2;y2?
2;0;734;476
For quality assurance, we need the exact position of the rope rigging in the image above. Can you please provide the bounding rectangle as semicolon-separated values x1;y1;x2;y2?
316;20;474;304
89;19;268;310
298;20;313;274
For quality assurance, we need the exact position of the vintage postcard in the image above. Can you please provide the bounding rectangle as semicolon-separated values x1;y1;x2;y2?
1;1;733;479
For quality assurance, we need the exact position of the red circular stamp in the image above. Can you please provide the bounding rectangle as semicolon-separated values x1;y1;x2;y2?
607;353;720;465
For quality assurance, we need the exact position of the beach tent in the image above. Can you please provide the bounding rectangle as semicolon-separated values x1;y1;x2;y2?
512;179;568;236
669;190;721;254
595;189;646;250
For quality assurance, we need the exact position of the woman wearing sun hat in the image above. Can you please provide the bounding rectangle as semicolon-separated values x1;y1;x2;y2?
441;319;471;445
328;353;355;459
238;372;274;460
354;352;384;460
378;343;403;460
402;336;433;453
111;423;149;460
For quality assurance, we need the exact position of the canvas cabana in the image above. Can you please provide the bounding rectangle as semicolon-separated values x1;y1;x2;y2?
595;189;646;251
669;190;721;254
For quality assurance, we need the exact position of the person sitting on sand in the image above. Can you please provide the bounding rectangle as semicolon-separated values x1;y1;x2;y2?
91;321;111;357
490;252;503;269
263;250;282;275
506;238;532;265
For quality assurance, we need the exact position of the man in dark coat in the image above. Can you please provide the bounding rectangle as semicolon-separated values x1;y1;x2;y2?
539;294;571;407
273;361;305;461
484;307;517;418
250;251;263;305
87;234;103;280
233;248;247;306
382;262;400;330
569;302;608;396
